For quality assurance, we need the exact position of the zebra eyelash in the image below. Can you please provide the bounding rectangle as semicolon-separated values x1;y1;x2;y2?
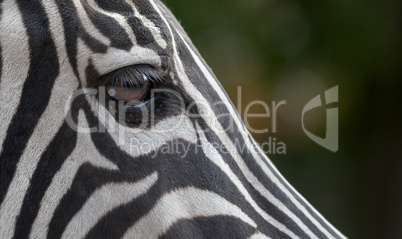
101;64;165;89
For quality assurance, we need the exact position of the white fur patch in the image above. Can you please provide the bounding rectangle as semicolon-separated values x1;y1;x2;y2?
72;0;111;46
124;0;167;49
61;172;158;239
123;187;257;238
0;0;30;155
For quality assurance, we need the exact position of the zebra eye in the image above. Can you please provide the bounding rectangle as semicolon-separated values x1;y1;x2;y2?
102;65;163;105
106;80;150;105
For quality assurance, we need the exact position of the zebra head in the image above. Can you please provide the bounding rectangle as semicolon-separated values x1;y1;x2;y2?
0;0;346;238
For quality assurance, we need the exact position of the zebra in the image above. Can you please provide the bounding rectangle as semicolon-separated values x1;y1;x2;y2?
0;0;346;238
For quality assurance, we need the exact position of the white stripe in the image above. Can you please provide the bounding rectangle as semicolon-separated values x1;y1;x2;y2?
61;172;158;239
0;0;30;156
85;0;137;45
72;0;111;46
88;44;163;77
30;110;118;239
248;232;272;239
72;0;166;86
123;187;257;238
0;0;78;237
124;0;168;49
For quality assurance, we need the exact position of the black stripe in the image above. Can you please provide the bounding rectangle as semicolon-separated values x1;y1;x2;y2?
132;0;170;43
160;216;256;239
131;0;173;71
127;17;156;46
81;0;133;51
13;99;80;238
93;0;157;46
0;0;59;205
0;40;2;83
83;179;161;239
54;0;107;80
47;163;126;239
94;0;132;16
92;0;172;70
0;1;3;82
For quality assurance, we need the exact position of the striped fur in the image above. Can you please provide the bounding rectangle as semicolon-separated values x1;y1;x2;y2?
0;0;346;238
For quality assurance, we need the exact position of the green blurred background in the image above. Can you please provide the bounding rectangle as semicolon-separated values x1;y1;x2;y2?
164;0;402;238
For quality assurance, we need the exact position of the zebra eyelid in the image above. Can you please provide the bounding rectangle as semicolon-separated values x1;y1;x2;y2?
100;64;166;89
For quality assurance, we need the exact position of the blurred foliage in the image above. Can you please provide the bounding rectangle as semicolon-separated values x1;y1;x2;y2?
164;0;401;238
